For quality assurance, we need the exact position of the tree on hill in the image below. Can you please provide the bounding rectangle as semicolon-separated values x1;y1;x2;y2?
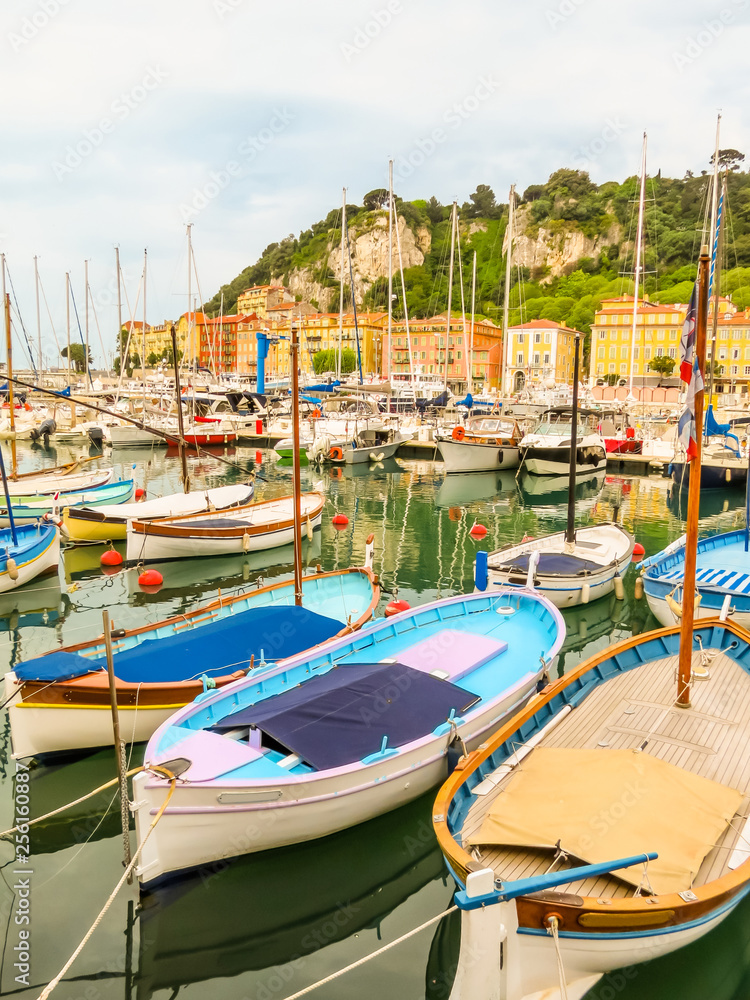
313;348;357;375
363;189;390;211
711;149;745;171
426;196;444;224
463;184;501;219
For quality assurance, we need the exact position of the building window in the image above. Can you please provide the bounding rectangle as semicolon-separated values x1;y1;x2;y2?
517;333;524;344
609;347;616;359
621;347;628;359
598;347;605;359
598;331;606;339
533;353;540;364
543;352;550;364
732;365;739;375
597;364;604;374
733;349;740;360
534;332;542;344
744;366;750;376
620;363;627;374
633;347;640;359
668;347;677;358
719;348;728;360
544;332;551;344
608;363;615;373
644;347;652;360
516;352;524;365
734;330;743;340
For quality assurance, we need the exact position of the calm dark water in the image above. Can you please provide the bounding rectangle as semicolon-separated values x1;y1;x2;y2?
0;442;748;1000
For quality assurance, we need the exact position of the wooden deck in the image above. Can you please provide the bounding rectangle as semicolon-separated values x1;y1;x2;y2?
463;651;750;898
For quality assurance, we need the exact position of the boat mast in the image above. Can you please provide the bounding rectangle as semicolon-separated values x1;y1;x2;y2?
338;187;345;381
344;208;363;383
628;132;647;396
501;185;515;395
676;245;710;709
84;258;90;384
469;250;477;396
393;192;414;386
170;324;190;494
290;322;303;605
387;162;393;382
565;333;582;546
706;187;725;410
34;255;41;375
0;442;17;546
706;114;722;403
142;249;147;412
115;247;123;375
66;271;75;429
444;201;457;392
187;223;194;377
3;256;17;479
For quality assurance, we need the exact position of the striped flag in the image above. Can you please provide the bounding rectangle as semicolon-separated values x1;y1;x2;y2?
677;282;703;461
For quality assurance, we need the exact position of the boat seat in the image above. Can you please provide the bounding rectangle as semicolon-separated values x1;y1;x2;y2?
396;629;507;682
151;727;266;781
179;517;252;529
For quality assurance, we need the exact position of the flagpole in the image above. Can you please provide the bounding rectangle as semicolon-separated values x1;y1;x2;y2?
676;244;710;709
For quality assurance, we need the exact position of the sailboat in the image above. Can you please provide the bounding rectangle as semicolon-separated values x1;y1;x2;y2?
433;242;750;999
474;333;634;608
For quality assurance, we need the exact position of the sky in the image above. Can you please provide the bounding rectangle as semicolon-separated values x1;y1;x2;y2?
1;0;748;367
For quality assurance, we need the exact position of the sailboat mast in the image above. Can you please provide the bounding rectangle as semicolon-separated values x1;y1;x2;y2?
706;115;722;402
171;325;190;494
34;255;41;375
469;251;477;396
338;188;345;381
66;271;75;429
628;133;647;395
706;178;725;405
187;223;194;374
84;258;90;383
444;201;456;392
565;333;581;545
3;266;17;478
142;249;147;410
676;245;710;709
290;322;303;605
387;161;393;382
393;196;414;384
344;210;363;383
115;247;123;374
501;185;515;395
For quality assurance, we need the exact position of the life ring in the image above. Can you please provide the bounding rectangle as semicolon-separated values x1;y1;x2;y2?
24;402;32;411
312;408;322;419
452;426;465;441
329;446;343;461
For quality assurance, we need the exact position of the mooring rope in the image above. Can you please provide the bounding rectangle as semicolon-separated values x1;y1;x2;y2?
277;905;459;1000
35;768;177;1000
546;916;569;1000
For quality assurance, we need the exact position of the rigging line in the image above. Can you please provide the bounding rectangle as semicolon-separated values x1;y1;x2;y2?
67;285;92;387
37;271;62;361
87;282;109;376
5;265;38;373
114;269;144;401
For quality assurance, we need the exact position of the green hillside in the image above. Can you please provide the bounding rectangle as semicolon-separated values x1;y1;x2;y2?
205;159;750;344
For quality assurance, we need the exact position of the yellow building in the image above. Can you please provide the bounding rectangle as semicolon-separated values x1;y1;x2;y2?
504;320;579;393
236;285;289;318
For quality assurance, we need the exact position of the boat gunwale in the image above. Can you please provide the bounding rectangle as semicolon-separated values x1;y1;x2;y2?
432;616;750;932
129;492;325;538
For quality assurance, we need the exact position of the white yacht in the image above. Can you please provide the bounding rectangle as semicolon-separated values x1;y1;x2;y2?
520;406;606;476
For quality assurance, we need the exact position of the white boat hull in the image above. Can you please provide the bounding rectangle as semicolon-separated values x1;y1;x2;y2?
133;670;541;886
645;590;750;630
109;425;168;448
437;439;520;474
524;453;605;476
0;532;59;595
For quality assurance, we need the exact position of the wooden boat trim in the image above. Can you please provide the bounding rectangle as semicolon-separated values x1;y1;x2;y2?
130;493;325;538
15;566;380;709
433;617;750;932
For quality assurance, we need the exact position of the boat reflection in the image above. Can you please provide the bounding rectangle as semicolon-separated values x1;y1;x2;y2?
517;468;605;507
435;470;518;508
135;791;445;999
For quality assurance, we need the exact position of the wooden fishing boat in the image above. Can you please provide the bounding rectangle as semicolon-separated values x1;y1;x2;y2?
5;466;113;495
476;335;635;609
436;416;522;474
131;588;564;886
432;240;739;1000
0;478;135;527
0;521;59;595
62;482;255;542
126;491;325;562
4;564;379;757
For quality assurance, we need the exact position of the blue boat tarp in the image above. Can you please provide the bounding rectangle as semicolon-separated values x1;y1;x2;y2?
15;650;103;683
209;661;480;770
303;382;341;393
16;605;345;685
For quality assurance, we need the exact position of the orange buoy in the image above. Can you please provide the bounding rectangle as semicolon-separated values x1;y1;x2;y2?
138;569;163;593
332;513;349;530
385;599;411;617
100;549;123;567
470;522;488;539
255;451;263;463
329;446;344;461
135;487;146;500
452;425;465;441
632;542;646;559
312;408;322;418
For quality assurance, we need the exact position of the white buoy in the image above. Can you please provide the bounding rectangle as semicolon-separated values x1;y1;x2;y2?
614;573;625;600
634;576;644;600
6;556;18;581
242;531;251;552
581;581;590;604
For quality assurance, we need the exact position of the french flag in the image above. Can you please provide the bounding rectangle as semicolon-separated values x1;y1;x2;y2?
677;282;703;462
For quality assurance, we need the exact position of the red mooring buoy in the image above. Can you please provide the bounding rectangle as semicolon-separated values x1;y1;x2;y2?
632;541;646;560
135;487;146;499
385;599;411;617
100;549;123;567
332;513;349;529
469;522;488;539
138;569;164;593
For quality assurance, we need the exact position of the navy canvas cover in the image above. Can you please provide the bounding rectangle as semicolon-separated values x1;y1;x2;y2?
209;661;480;770
15;605;344;686
501;552;601;576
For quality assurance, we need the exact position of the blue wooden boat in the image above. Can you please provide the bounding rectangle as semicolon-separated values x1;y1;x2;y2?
5;566;379;758
0;521;59;595
0;478;135;526
131;588;565;886
640;528;750;628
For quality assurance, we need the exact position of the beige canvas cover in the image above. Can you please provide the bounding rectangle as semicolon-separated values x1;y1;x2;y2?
468;747;743;895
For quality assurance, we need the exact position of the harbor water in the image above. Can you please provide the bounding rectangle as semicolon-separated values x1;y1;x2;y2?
1;442;750;1000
